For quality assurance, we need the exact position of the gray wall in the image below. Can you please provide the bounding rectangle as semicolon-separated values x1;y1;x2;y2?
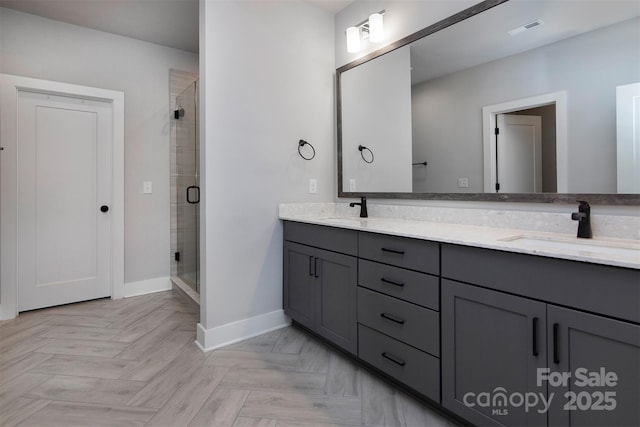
342;46;413;193
411;17;639;194
0;7;199;284
199;1;335;334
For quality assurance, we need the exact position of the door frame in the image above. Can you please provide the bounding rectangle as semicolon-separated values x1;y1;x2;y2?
0;74;125;319
482;91;567;193
616;82;640;194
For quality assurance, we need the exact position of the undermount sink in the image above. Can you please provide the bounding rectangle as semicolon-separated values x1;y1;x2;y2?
500;235;640;261
320;217;371;226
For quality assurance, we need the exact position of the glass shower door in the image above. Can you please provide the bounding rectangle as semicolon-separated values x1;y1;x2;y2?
175;81;200;292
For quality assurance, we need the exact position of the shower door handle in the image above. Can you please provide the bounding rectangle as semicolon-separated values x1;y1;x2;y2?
186;186;200;204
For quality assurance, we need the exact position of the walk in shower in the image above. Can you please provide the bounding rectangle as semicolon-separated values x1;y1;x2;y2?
171;79;200;294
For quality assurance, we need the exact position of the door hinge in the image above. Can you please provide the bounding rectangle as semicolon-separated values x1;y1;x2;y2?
494;127;500;135
495;182;500;192
174;252;180;262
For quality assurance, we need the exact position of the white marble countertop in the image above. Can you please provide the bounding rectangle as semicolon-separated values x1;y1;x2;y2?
279;212;640;270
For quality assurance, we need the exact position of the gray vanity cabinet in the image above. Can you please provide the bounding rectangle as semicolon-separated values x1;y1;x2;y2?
283;241;317;331
442;244;640;427
356;232;441;402
546;306;640;427
283;222;358;355
313;248;357;354
283;222;639;427
442;279;548;427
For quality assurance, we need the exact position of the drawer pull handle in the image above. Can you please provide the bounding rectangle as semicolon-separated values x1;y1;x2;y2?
380;313;405;324
381;247;405;255
553;323;560;364
381;352;406;367
380;277;405;287
532;317;539;357
308;256;314;277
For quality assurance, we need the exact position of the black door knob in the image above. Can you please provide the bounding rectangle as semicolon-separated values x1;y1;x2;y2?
100;205;109;213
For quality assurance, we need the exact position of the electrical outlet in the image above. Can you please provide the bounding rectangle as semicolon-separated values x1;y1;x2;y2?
349;179;357;192
308;179;317;194
458;178;469;188
143;181;153;194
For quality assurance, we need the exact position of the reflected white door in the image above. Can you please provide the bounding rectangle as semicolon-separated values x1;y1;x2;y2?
17;91;112;312
616;82;640;194
496;114;542;193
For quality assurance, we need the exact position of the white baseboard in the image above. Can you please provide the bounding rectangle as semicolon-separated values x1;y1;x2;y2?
124;276;172;298
195;309;290;352
0;304;15;320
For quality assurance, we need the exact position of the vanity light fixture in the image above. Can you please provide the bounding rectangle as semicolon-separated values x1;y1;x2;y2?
368;13;384;43
346;10;385;53
346;26;361;53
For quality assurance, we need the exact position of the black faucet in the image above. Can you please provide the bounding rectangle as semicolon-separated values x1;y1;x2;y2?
349;197;368;218
571;201;592;239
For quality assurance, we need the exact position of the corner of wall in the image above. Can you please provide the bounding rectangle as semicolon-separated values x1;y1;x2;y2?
124;276;172;298
195;310;290;352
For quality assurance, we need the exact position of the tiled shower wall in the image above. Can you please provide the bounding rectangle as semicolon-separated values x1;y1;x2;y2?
170;70;198;282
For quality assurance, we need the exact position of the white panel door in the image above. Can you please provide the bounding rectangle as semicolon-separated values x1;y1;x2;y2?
17;91;112;312
497;114;542;193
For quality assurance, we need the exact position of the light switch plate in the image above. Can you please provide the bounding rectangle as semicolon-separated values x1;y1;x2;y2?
309;179;317;194
349;179;357;192
457;178;469;188
143;181;153;194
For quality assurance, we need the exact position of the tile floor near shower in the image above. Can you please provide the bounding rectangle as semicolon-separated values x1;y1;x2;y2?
0;291;456;427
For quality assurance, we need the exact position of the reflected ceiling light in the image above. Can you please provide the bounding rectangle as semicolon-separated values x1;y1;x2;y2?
345;10;385;53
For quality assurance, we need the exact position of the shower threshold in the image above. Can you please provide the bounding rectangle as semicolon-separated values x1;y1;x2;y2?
171;276;199;311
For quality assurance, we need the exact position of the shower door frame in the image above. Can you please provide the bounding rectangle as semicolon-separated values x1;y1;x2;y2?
173;79;200;293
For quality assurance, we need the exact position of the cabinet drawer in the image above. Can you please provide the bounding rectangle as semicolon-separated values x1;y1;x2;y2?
359;232;439;274
357;287;439;356
284;221;357;256
442;243;640;323
359;324;440;402
359;259;439;310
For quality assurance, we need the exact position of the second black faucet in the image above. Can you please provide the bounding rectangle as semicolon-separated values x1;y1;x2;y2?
571;200;592;239
349;197;368;218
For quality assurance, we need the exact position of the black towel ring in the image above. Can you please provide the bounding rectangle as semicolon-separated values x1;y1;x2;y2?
298;139;316;160
358;145;374;164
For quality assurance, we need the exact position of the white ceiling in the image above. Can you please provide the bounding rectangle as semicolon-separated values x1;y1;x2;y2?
306;0;353;15
409;0;640;85
0;0;352;54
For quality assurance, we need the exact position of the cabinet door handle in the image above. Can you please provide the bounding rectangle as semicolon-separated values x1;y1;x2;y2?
553;323;560;364
532;317;539;356
381;352;406;367
381;247;405;255
380;312;405;324
314;257;319;278
308;256;314;277
380;277;404;287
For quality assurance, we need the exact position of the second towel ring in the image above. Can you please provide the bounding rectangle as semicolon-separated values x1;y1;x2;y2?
358;145;374;164
298;139;316;160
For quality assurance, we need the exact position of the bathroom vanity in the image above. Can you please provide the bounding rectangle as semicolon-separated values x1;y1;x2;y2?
312;0;640;423
281;214;640;427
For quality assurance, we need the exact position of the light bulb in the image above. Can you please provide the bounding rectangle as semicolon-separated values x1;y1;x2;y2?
369;13;384;43
346;26;360;53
